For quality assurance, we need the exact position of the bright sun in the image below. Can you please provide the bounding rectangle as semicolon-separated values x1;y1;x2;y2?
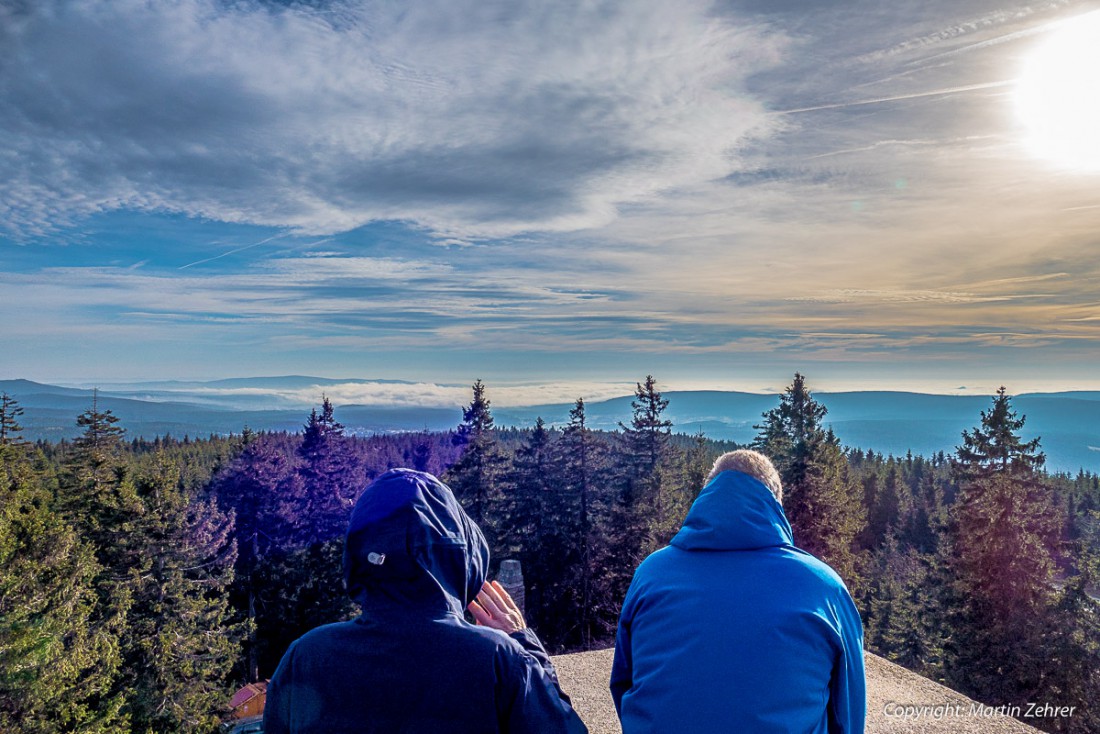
1015;11;1100;171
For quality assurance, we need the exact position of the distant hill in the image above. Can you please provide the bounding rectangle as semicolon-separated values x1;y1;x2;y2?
1;378;1097;473
1018;391;1100;402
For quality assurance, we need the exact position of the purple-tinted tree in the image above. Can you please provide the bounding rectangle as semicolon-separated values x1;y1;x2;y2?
446;381;507;544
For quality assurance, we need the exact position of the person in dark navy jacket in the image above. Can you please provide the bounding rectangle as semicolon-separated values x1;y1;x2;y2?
264;468;587;734
611;450;866;734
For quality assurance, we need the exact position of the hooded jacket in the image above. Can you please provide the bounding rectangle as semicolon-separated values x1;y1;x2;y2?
264;469;587;734
610;470;866;734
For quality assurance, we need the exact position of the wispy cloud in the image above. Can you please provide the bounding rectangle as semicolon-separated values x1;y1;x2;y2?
3;0;1100;388
0;0;785;240
854;1;1077;63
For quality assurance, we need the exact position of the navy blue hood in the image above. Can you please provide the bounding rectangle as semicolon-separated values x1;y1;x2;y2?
670;470;794;551
344;469;489;615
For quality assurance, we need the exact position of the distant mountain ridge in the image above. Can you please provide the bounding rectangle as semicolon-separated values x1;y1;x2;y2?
1;377;1097;473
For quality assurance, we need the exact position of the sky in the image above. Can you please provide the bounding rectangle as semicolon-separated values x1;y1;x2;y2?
3;0;1100;405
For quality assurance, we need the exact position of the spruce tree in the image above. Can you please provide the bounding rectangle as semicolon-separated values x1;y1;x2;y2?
53;397;137;731
754;373;826;475
610;376;674;600
558;398;612;647
445;381;506;542
956;387;1045;480
0;393;25;447
295;397;358;545
946;387;1062;705
862;463;903;551
669;431;714;533
1035;567;1100;734
754;374;865;587
505;419;563;639
67;391;128;518
505;418;553;555
121;456;239;734
262;402;360;675
213;434;295;681
0;433;110;733
410;440;432;472
864;535;941;676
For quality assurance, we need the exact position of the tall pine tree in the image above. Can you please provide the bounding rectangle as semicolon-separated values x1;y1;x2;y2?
557;398;613;647
296;397;357;545
504;419;564;640
446;381;506;545
262;402;360;676
754;374;865;587
120;456;239;734
212;434;295;681
0;393;25;447
54;397;137;731
0;417;108;733
945;387;1062;706
611;376;674;596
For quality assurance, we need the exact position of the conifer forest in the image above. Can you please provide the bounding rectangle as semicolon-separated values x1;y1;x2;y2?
2;375;1099;733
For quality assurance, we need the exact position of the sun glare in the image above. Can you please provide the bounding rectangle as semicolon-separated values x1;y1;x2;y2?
1015;11;1100;171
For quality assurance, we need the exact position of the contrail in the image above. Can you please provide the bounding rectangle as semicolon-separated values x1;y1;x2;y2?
179;233;288;269
775;80;1013;115
907;26;1048;65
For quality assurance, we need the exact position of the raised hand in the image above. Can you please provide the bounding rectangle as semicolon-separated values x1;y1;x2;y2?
467;580;527;634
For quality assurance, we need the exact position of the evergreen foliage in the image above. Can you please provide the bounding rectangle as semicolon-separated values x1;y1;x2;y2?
754;374;865;589
296;396;358;543
55;395;136;731
945;389;1064;707
557;398;615;647
956;386;1046;480
119;456;238;734
503;419;561;634
1;377;1098;732
864;535;941;675
0;438;105;733
445;380;507;544
1036;566;1100;734
0;393;25;447
612;375;674;583
212;434;294;681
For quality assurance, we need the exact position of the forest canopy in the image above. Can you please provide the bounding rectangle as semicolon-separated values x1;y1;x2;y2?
1;376;1098;733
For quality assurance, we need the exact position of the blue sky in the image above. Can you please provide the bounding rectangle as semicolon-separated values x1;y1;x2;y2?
3;0;1100;404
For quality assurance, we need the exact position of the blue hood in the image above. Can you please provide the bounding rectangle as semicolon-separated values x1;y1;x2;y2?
344;469;489;615
670;470;794;551
612;469;866;734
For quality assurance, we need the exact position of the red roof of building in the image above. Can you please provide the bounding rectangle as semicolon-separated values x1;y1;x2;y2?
230;682;268;710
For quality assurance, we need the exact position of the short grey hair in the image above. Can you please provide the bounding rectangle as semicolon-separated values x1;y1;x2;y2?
706;449;783;503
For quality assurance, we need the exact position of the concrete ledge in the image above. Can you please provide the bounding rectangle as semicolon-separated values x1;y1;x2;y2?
551;649;1042;734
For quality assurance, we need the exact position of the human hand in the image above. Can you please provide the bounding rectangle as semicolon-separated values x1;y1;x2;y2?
467;580;527;634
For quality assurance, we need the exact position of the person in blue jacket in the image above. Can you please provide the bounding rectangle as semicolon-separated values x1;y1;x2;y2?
264;468;587;734
610;450;866;734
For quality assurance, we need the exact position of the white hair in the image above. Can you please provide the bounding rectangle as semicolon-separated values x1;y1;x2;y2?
706;449;783;503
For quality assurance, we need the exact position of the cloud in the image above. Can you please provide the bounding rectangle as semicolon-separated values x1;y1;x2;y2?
139;380;635;409
854;1;1077;64
0;0;785;239
786;288;1053;305
4;0;1100;388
